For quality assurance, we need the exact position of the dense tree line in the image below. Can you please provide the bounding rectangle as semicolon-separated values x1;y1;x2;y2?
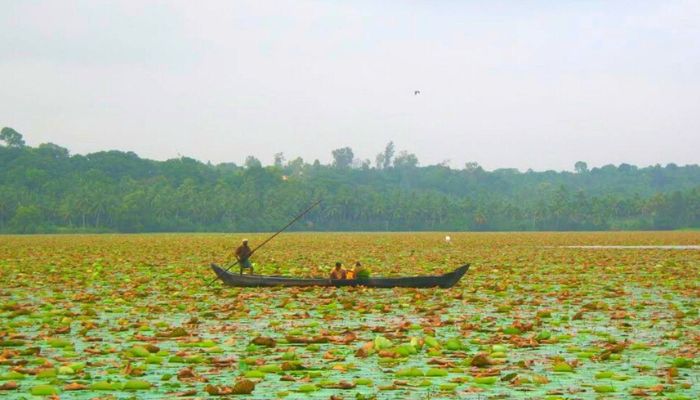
1;129;699;233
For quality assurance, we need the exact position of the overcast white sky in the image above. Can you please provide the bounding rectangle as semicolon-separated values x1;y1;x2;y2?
1;0;699;171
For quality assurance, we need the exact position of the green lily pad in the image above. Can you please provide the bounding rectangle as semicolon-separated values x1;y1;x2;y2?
124;379;152;390
30;385;59;396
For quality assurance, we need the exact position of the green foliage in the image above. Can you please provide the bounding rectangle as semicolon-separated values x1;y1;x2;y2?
394;150;419;169
376;141;395;169
331;147;354;169
0;140;699;233
356;268;371;279
0;127;26;148
244;155;262;169
574;161;588;174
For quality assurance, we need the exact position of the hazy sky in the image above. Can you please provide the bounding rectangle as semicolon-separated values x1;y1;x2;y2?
1;1;699;171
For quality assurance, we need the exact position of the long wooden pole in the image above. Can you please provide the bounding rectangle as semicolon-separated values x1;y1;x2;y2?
207;199;322;286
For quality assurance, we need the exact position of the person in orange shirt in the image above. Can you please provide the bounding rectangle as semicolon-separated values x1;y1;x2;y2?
345;267;357;279
345;261;361;279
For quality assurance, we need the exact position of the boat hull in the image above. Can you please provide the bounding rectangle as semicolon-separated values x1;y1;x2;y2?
210;264;469;289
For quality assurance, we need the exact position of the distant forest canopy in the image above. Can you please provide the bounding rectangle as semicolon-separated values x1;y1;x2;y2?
1;127;699;233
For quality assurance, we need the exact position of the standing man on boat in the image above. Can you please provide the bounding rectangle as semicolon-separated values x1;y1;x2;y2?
235;239;254;274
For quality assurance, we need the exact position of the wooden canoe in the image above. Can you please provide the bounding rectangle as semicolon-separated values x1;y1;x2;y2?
210;264;469;288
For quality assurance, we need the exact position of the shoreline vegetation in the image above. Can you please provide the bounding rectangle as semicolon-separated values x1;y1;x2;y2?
1;128;699;234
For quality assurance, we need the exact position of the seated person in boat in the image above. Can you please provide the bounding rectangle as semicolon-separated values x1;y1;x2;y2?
354;261;370;279
329;262;346;280
345;264;355;279
235;239;253;274
345;261;361;279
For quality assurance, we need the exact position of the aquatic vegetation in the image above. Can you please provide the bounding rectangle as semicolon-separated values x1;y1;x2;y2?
0;232;698;399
